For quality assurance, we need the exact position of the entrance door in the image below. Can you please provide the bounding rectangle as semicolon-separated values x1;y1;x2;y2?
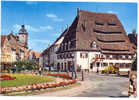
90;63;93;71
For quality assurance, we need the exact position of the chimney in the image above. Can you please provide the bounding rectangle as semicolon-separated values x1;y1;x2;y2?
77;8;80;16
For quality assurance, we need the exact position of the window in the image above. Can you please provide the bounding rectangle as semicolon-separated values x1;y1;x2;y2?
109;63;113;66
80;53;82;58
61;63;63;70
106;55;109;59
128;55;131;59
57;55;59;59
95;21;104;26
60;44;63;51
122;55;125;59
90;63;93;69
66;43;68;50
85;53;88;58
71;53;74;58
80;53;88;58
108;23;116;26
103;63;108;67
125;55;128;59
115;55;119;59
69;53;71;58
119;55;122;59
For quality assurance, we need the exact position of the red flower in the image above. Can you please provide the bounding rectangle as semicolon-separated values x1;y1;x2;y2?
0;74;16;80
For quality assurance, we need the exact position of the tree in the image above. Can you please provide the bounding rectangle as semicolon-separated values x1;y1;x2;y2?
131;58;137;71
13;59;39;72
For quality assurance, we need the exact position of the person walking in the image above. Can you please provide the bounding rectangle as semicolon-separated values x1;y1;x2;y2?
128;71;137;97
39;66;42;75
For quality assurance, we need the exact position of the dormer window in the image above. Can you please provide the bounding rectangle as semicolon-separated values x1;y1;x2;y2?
108;23;116;26
95;21;104;26
108;19;117;26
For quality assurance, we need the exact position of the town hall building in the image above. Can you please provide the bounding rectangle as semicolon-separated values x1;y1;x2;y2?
40;9;136;72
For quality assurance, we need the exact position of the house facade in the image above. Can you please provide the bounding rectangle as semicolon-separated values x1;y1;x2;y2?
41;9;136;72
26;49;41;64
40;28;68;69
56;9;136;72
0;25;28;69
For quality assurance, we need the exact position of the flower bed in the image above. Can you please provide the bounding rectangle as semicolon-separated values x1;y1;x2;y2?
0;75;16;81
47;73;72;79
0;80;77;94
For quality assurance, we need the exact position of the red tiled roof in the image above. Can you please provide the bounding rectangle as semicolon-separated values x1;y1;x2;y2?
27;49;41;59
1;35;7;47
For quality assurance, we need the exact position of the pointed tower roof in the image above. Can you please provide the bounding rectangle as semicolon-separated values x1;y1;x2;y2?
19;24;28;34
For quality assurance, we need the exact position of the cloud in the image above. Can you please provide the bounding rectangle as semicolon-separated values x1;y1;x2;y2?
46;13;64;22
26;1;38;5
107;10;118;14
46;14;57;18
28;38;52;52
52;33;61;37
53;18;64;22
40;26;53;31
13;24;53;33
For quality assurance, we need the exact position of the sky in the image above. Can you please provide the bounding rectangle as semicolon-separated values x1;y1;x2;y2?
1;1;138;52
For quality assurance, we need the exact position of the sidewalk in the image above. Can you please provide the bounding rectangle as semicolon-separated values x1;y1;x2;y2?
34;80;93;97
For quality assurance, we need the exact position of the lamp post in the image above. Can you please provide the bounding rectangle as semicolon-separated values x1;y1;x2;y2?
81;69;84;81
71;52;77;79
81;56;85;81
71;54;74;79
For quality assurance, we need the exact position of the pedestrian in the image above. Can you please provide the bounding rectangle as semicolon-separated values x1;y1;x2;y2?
128;71;137;97
39;66;42;75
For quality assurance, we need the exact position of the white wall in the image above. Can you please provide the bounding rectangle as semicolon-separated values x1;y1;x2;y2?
75;51;100;70
11;51;16;62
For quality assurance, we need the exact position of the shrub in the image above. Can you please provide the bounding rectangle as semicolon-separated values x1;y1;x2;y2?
131;58;137;71
104;65;119;74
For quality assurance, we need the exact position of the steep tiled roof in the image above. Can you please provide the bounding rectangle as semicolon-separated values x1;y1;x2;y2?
57;9;135;54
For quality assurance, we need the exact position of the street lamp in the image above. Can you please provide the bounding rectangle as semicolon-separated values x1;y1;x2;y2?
71;53;77;79
81;69;84;81
81;56;85;81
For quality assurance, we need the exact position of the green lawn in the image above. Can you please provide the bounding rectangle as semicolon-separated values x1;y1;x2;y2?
0;73;55;88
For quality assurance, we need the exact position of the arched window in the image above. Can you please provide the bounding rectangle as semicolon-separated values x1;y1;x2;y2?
91;41;98;48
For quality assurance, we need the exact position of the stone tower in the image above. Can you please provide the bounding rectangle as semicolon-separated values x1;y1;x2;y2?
18;25;28;47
